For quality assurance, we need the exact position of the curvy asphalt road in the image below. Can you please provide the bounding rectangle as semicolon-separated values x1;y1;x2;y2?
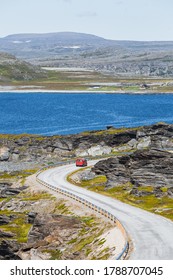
38;161;173;260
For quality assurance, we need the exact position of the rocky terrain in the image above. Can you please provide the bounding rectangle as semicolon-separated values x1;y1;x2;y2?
1;122;173;259
0;52;47;82
1;122;173;198
92;149;173;193
0;122;173;171
0;178;115;260
1;32;173;77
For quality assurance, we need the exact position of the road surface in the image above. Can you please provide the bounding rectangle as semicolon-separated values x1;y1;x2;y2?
38;161;173;260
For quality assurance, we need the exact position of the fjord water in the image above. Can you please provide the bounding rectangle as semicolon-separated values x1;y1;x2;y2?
1;92;173;135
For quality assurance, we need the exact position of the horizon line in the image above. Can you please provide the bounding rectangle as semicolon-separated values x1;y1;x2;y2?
1;31;173;43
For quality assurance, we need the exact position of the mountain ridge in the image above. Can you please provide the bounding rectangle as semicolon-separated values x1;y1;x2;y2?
1;32;173;77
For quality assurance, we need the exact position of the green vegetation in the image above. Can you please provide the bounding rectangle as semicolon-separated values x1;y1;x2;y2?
20;191;55;201
80;176;107;189
54;202;72;215
72;225;105;256
68;172;173;221
80;126;140;137
97;247;110;260
0;133;44;140
46;249;62;260
0;213;32;243
63;214;111;259
80;216;97;227
67;168;107;190
137;186;154;192
0;169;37;180
0;167;113;260
1;62;173;93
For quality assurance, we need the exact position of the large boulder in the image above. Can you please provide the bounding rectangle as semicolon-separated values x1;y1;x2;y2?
137;136;151;149
88;145;112;156
0;147;10;161
76;144;112;157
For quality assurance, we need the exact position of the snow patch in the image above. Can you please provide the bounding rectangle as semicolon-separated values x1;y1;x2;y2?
12;40;31;44
12;40;23;44
63;46;81;49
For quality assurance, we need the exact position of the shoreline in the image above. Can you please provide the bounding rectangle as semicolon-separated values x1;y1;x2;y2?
0;88;173;94
0;84;173;95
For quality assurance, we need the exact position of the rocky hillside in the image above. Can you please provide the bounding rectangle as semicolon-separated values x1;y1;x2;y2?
0;180;112;260
1;32;173;77
1;123;173;259
92;149;173;192
0;52;47;81
1;122;173;194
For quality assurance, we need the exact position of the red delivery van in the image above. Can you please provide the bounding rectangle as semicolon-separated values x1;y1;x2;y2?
76;158;87;167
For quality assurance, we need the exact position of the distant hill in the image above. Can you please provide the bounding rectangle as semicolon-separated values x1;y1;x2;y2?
0;52;47;81
0;32;110;59
1;32;173;77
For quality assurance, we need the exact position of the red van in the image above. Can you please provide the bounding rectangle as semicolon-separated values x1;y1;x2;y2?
76;158;87;167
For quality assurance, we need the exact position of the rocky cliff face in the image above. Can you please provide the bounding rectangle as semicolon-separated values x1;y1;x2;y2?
92;149;173;190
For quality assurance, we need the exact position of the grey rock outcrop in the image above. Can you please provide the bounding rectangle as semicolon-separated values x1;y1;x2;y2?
0;183;22;198
0;240;21;260
0;147;10;161
0;215;11;225
76;144;112;157
92;149;173;189
0;123;173;173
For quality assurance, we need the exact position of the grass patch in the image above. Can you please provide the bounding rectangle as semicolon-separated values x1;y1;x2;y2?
44;249;62;260
98;238;106;245
137;186;154;192
67;169;107;191
0;214;32;243
54;202;72;215
1;69;173;93
0;169;38;180
67;238;78;245
80;216;96;227
81;176;107;189
21;191;55;201
97;247;110;260
68;169;173;221
0;209;14;216
74;235;96;252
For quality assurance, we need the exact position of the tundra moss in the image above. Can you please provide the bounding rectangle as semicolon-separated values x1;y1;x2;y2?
44;249;62;260
55;202;72;215
21;192;55;201
0;215;32;243
68;170;173;221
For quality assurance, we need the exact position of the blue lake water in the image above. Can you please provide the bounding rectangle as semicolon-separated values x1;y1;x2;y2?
0;92;173;135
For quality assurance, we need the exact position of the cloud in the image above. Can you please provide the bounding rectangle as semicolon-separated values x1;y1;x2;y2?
77;11;97;18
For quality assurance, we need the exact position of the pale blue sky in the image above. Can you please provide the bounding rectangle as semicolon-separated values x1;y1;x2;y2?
1;0;173;41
